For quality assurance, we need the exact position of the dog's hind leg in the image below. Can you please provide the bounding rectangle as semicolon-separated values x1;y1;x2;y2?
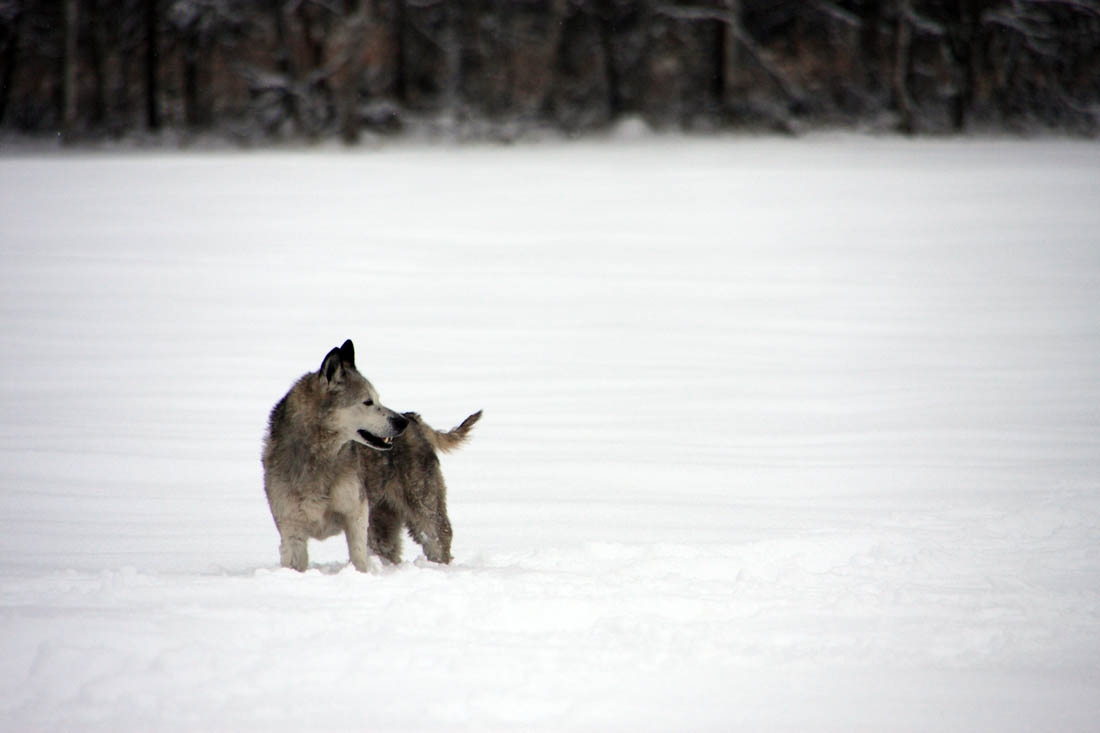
367;499;404;565
407;512;452;565
403;483;453;564
279;532;309;572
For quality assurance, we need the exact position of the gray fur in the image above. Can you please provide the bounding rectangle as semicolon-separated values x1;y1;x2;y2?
262;340;480;571
365;410;481;565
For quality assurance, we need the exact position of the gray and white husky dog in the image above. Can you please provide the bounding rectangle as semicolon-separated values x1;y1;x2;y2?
262;339;481;572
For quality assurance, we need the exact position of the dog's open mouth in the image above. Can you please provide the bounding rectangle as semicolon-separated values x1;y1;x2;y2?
358;429;396;451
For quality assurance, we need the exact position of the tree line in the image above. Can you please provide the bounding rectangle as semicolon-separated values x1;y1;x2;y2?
1;0;1097;144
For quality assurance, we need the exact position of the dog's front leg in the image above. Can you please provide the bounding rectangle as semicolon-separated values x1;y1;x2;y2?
279;533;309;572
344;512;370;572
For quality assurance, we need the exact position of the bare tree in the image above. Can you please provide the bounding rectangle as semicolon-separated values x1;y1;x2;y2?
893;0;916;133
144;0;161;130
269;0;302;135
440;0;462;123
0;0;19;127
945;0;984;131
62;0;79;142
332;0;369;144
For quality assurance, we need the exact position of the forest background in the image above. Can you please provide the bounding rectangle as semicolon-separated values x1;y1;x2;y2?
2;0;1099;145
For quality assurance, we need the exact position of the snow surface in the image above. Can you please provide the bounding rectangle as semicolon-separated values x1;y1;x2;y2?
1;136;1099;731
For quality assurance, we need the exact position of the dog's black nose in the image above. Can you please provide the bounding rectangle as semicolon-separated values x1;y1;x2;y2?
390;414;409;435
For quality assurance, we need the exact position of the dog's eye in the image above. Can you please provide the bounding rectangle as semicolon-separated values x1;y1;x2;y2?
363;400;374;407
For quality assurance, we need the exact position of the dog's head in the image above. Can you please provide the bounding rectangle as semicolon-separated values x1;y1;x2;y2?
318;340;409;452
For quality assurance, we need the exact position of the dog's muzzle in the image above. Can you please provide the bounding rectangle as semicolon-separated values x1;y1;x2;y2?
357;415;409;452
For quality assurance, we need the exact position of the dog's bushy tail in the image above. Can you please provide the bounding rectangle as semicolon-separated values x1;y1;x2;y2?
408;410;482;453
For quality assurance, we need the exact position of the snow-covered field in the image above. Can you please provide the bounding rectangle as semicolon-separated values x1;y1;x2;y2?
1;136;1099;731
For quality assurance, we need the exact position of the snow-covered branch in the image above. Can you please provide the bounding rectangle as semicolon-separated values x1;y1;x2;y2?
1020;0;1100;18
813;0;862;28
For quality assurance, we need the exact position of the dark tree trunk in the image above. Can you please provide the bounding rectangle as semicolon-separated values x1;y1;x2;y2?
596;1;622;118
183;28;203;129
442;0;462;119
720;0;750;104
711;17;726;109
948;2;982;132
144;0;160;130
88;1;107;127
339;2;367;145
62;0;79;143
271;0;301;134
893;0;915;134
0;2;23;126
393;0;407;104
860;0;884;92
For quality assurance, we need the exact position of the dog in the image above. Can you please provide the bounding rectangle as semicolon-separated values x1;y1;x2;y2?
262;339;480;571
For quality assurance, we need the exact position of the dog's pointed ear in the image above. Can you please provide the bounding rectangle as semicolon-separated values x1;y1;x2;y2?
319;346;344;386
339;339;356;369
